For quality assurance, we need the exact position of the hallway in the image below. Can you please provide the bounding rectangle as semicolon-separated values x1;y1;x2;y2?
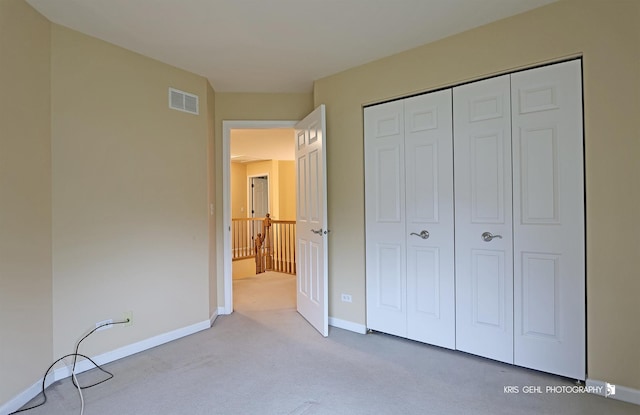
233;271;296;312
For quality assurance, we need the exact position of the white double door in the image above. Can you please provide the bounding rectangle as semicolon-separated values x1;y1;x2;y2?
365;60;585;380
365;89;455;349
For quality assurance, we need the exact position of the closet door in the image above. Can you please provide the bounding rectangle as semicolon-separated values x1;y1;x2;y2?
404;91;455;349
454;75;514;364
511;60;585;379
365;91;455;347
365;100;407;338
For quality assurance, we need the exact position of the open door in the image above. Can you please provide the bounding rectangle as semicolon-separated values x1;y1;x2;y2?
295;105;328;336
250;176;268;218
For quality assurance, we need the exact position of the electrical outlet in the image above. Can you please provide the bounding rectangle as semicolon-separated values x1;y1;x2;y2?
123;311;133;327
96;319;113;331
341;293;353;303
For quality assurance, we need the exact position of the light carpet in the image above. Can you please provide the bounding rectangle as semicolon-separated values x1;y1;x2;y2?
15;271;638;414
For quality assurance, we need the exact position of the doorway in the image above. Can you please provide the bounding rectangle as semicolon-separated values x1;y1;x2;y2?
222;106;329;338
222;121;297;314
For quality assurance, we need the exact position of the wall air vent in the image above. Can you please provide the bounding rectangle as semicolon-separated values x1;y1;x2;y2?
168;87;199;115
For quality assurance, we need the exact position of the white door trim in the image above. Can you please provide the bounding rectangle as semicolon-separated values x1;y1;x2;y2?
222;120;297;314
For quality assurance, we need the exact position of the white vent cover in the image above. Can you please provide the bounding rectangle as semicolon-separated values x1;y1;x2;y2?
168;87;199;115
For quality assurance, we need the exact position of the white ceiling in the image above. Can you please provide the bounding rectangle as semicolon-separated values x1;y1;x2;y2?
26;0;557;93
231;128;294;163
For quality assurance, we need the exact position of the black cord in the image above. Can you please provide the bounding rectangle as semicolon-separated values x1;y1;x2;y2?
9;353;110;414
71;319;129;389
10;318;130;414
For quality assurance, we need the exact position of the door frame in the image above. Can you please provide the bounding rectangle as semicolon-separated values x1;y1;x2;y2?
222;120;297;314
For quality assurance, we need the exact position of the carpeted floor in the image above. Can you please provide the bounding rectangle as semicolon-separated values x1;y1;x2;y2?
14;271;639;414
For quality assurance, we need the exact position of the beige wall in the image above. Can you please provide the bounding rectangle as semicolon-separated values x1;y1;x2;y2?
0;0;53;404
278;161;296;220
51;25;211;358
314;0;640;390
235;160;296;220
231;162;248;218
232;258;256;279
246;160;276;215
214;92;313;305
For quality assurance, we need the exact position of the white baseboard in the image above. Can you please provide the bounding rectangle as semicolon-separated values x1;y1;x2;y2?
0;376;56;415
209;310;219;327
0;320;211;415
218;306;231;315
586;378;640;406
329;317;367;334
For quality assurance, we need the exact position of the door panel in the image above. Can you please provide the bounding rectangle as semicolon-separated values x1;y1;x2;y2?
376;146;403;222
404;91;455;349
512;60;585;380
377;244;404;311
454;75;514;364
308;147;320;222
413;247;439;316
365;100;407;337
472;249;505;327
296;105;328;337
310;240;321;303
519;127;559;223
520;253;560;338
470;132;506;223
408;142;437;221
298;240;308;295
297;132;308;221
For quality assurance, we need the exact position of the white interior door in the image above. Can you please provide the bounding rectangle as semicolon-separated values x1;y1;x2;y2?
511;60;585;379
454;75;514;364
365;100;407;338
251;176;268;240
404;91;455;349
295;105;328;337
251;176;268;217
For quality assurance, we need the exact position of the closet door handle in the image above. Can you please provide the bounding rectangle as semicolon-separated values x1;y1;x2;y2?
410;230;430;240
481;232;502;242
311;228;323;235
